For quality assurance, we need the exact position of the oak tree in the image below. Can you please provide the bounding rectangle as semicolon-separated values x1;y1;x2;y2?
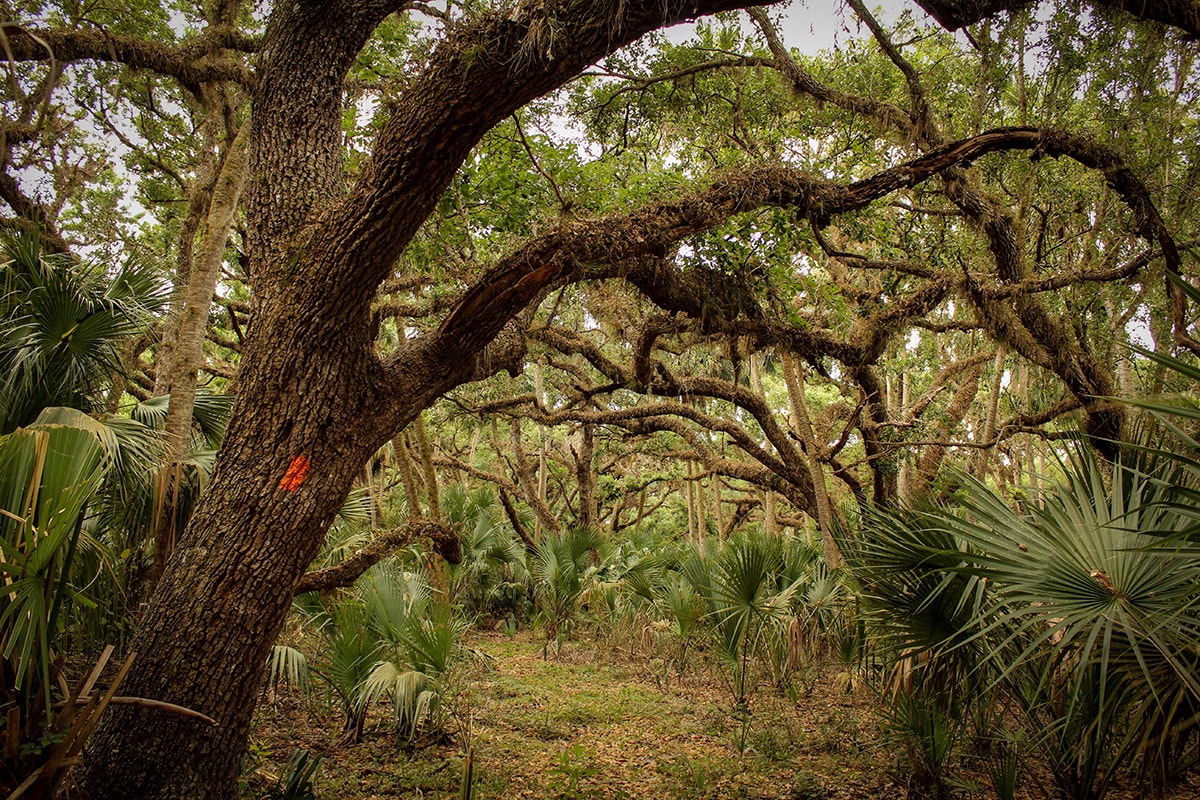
0;0;1194;797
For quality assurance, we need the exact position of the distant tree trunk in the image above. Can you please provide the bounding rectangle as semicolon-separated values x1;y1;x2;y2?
897;369;911;503
712;476;725;538
855;366;898;507
912;361;984;496
535;362;550;533
685;463;697;543
154;92;227;398
395;431;422;519
971;347;1007;480
762;490;778;535
780;351;842;568
414;413;441;520
571;419;596;530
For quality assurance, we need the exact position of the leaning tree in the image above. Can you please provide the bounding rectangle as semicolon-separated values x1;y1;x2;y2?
0;0;1195;796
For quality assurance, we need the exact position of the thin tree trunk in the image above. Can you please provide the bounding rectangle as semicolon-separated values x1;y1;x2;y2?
148;121;250;585
685;462;697;544
762;490;778;536
780;351;842;568
972;346;1007;479
413;412;440;520
897;369;911;503
535;362;549;533
749;354;779;538
712;476;725;539
913;361;985;495
571;419;596;530
508;419;560;536
394;431;421;519
154;98;225;397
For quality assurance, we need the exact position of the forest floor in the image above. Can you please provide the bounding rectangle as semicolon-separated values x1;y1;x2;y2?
247;629;1200;799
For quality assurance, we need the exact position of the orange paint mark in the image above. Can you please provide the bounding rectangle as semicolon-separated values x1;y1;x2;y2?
279;455;310;492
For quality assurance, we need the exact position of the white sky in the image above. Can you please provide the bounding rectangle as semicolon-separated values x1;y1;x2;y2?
666;0;920;53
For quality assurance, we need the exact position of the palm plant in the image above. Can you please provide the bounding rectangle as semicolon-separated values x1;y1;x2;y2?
841;504;994;705
532;527;601;645
948;450;1200;798
362;599;468;740
0;234;167;434
0;421;120;791
442;484;529;619
33;408;163;652
284;564;467;744
685;530;803;706
659;572;705;672
303;593;382;744
0;425;106;715
844;443;1200;800
0;236;178;790
838;500;1019;797
765;533;831;687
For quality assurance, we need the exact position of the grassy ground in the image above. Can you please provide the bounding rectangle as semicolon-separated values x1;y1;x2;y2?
247;629;1200;799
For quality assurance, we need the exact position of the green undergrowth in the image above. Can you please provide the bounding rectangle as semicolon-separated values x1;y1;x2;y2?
248;629;890;799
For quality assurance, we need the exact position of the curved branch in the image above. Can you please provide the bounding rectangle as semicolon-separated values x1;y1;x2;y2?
914;0;1200;39
0;24;257;87
292;521;458;595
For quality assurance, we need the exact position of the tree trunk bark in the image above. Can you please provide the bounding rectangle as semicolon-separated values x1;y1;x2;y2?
79;0;813;794
395;431;422;519
971;346;1007;479
414;412;441;520
149;121;249;582
84;319;401;797
571;420;596;531
780;351;843;567
912;361;984;496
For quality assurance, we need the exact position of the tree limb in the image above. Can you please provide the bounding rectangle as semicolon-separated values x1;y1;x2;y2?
292;521;459;595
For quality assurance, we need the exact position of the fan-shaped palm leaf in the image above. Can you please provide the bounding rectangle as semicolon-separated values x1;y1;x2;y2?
0;235;167;433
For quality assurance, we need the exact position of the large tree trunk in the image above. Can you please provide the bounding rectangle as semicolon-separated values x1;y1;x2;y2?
81;4;422;795
82;2;763;795
82;321;402;796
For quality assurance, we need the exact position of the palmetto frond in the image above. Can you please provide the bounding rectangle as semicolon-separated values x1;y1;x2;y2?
845;443;1200;797
0;234;167;433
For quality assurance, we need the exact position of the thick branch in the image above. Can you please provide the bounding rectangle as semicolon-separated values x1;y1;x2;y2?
408;127;1064;398
0;24;256;86
914;0;1200;38
292;521;458;595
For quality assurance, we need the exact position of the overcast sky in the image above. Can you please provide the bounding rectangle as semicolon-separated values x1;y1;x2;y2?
666;0;928;53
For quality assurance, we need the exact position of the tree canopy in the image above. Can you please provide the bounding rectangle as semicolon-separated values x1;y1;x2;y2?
0;0;1195;796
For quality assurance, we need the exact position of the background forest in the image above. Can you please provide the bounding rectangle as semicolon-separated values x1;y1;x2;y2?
0;0;1198;797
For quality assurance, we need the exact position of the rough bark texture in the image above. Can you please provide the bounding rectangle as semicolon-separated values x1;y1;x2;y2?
72;1;1187;796
81;2;772;796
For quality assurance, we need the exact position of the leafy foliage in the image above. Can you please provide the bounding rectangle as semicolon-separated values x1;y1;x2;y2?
0;235;167;434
